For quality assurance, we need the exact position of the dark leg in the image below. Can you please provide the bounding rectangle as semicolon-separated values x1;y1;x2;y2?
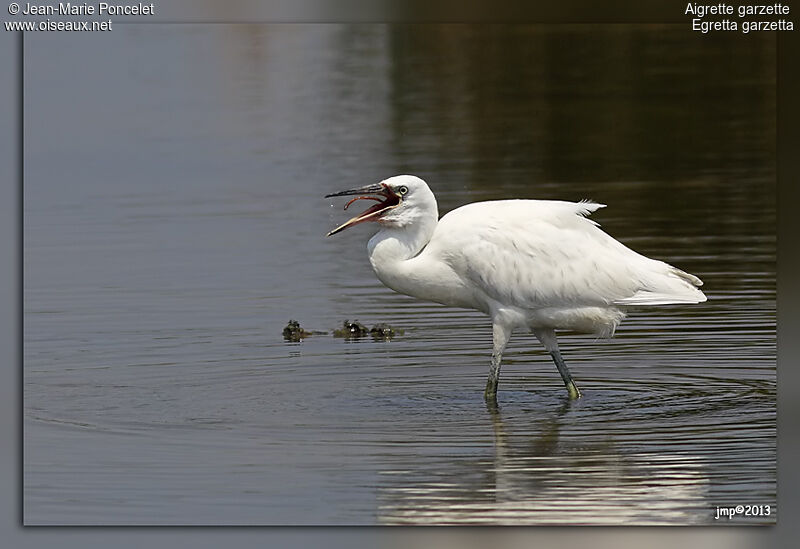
550;348;582;400
533;328;582;400
485;322;512;401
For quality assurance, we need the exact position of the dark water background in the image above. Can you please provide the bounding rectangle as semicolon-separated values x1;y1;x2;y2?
23;24;775;524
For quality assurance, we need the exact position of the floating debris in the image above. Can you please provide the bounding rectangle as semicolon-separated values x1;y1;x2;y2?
285;319;403;342
370;323;401;340
282;319;313;342
333;319;370;338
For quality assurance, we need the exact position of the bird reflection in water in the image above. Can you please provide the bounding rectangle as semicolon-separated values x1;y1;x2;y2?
378;399;711;525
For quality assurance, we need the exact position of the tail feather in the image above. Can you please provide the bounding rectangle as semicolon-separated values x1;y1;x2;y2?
669;266;703;287
614;290;706;306
613;266;706;306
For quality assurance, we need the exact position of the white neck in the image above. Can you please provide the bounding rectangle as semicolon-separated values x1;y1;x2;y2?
366;217;437;297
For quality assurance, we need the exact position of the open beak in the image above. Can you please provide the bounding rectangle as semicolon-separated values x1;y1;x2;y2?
325;183;401;236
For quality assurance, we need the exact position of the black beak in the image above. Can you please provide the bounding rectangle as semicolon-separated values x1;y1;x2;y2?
324;183;384;198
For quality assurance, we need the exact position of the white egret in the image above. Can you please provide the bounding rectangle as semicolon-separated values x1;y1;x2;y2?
326;175;706;400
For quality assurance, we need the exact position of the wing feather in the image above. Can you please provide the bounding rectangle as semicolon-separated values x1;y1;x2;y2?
427;200;705;310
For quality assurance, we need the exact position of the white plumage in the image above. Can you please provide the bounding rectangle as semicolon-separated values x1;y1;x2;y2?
326;175;706;400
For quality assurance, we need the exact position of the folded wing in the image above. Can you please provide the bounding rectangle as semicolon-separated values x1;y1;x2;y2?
430;199;706;310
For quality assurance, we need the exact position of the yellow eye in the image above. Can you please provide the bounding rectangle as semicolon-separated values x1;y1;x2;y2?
398;186;409;196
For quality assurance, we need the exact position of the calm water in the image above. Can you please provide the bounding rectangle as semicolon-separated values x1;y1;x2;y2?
23;25;775;525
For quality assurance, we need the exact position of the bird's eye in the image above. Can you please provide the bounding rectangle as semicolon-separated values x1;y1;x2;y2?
398;186;409;196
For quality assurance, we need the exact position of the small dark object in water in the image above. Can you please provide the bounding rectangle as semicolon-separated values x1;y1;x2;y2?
370;323;396;339
333;320;369;338
283;319;312;342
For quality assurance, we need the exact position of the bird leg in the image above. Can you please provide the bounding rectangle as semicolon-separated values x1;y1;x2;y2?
485;322;512;401
485;354;502;401
551;349;582;400
532;328;582;400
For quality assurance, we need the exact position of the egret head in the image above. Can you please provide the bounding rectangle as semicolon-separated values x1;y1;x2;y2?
325;175;437;236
